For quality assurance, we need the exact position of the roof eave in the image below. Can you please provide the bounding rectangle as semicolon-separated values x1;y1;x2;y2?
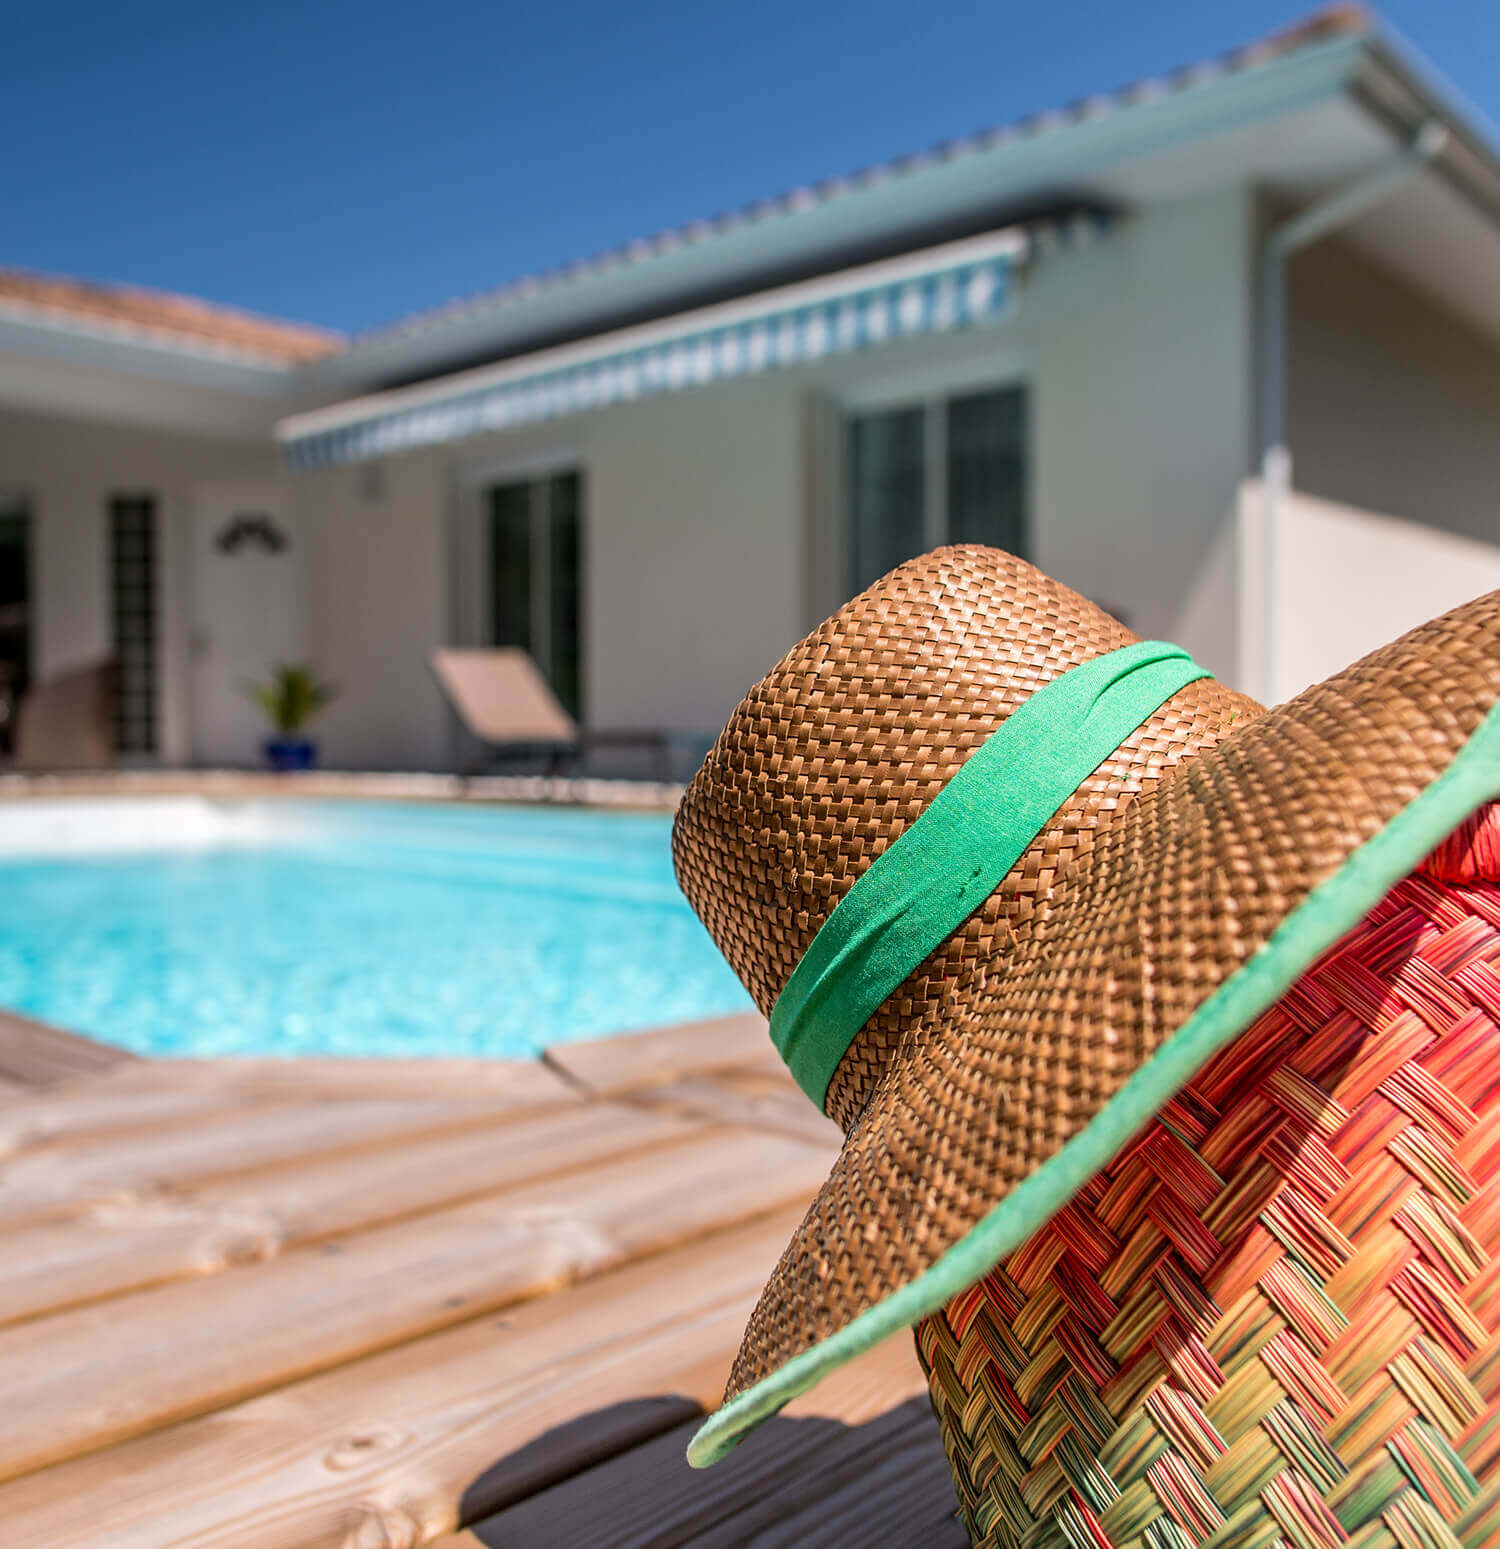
1350;27;1500;227
307;27;1375;395
0;301;311;395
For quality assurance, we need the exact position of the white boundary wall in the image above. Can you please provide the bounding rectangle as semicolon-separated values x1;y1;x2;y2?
1238;478;1500;706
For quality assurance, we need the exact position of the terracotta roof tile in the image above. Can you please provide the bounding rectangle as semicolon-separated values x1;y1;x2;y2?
0;268;342;364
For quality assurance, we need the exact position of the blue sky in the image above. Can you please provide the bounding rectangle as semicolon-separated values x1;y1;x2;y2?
6;1;1495;336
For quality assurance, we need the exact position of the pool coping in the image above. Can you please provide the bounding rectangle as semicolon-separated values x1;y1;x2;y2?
0;1002;779;1101
0;767;684;813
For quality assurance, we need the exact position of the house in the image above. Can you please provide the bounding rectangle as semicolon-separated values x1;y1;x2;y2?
3;5;1498;775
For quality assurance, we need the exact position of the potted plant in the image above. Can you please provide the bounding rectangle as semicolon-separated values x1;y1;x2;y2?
244;663;338;771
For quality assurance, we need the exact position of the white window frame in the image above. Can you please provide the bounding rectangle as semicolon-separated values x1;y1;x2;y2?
448;447;581;658
835;348;1029;414
839;359;1030;593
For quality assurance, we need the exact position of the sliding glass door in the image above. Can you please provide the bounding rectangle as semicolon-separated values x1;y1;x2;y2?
947;387;1026;554
849;406;927;594
849;384;1028;594
488;469;584;719
0;498;29;757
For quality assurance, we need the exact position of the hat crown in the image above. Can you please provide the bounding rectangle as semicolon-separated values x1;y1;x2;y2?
672;545;1260;1127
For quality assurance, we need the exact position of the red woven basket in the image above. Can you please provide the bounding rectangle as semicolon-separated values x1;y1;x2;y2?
916;802;1500;1549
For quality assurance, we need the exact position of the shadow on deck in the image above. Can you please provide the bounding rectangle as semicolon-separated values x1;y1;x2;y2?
455;1395;966;1548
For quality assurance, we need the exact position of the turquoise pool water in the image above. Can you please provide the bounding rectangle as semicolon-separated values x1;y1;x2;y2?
0;798;752;1058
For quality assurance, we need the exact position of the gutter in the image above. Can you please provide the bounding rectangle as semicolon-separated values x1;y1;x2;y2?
1354;26;1500;229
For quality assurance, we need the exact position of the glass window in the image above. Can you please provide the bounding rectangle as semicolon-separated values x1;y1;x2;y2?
849;406;926;594
848;384;1028;594
488;481;533;652
0;500;29;757
109;496;158;755
947;387;1026;556
487;468;585;720
547;471;584;721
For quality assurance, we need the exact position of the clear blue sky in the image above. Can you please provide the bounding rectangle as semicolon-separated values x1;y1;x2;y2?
6;1;1495;336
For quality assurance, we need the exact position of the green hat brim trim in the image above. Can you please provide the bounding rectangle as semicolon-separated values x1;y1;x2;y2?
687;696;1500;1469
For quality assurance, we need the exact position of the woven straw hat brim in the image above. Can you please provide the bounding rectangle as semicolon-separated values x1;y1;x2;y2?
687;587;1500;1468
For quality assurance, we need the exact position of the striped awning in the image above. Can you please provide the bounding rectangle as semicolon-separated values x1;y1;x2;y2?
278;215;1106;470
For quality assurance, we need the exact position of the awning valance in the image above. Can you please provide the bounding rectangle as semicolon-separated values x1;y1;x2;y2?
278;216;1105;470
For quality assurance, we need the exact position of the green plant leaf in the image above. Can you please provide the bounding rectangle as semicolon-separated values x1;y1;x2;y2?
241;662;339;735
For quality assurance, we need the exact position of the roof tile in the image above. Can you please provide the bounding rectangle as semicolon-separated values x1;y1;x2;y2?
0;268;342;364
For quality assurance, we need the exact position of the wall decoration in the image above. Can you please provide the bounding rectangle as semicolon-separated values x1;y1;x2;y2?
215;513;289;555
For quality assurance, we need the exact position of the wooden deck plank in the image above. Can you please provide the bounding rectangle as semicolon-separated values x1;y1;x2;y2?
0;1102;705;1326
0;1125;831;1484
0;1009;134;1088
0;1205;808;1549
627;1068;842;1147
179;1095;703;1243
0;1023;904;1542
439;1336;955;1548
544;1012;778;1094
0;1052;575;1162
93;1055;577;1104
0;1090;572;1222
0;1079;276;1158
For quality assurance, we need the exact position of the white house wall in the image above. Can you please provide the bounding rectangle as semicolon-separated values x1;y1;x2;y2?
289;369;804;770
1238;480;1500;705
294;446;450;772
1017;184;1253;678
0;402;279;764
288;186;1255;770
800;186;1255;679
1287;236;1500;547
583;373;805;741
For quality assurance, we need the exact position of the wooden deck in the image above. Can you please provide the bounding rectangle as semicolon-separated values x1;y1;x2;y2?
0;1011;964;1547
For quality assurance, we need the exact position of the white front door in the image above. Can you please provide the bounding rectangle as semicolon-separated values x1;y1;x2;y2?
189;484;304;766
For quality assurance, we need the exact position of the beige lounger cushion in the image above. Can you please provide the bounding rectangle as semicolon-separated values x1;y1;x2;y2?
430;649;577;747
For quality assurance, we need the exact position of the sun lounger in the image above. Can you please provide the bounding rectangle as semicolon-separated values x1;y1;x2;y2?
429;648;674;779
14;657;119;769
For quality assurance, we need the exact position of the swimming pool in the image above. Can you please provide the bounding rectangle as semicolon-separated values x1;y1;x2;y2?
0;797;752;1058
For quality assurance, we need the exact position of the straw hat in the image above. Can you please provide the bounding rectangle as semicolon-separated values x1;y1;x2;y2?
672;544;1500;1467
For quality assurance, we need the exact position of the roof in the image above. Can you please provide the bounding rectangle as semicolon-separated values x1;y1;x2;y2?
0;267;343;365
343;6;1374;357
303;1;1499;394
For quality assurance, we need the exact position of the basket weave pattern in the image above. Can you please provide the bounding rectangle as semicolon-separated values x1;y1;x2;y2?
916;803;1500;1549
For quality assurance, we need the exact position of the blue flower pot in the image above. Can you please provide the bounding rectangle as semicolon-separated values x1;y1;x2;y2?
264;738;317;772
